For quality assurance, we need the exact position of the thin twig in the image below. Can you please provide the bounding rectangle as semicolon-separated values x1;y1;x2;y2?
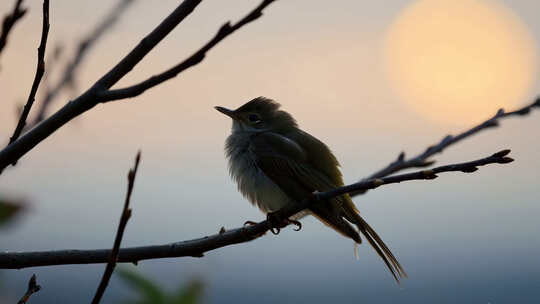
16;274;41;304
349;98;540;196
31;0;135;125
97;0;276;102
39;43;64;99
0;150;513;269
0;0;27;59
0;0;276;172
8;0;50;146
91;151;141;304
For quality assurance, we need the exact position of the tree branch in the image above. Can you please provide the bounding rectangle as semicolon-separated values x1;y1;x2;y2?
91;151;141;304
0;0;27;59
0;0;276;173
349;98;540;197
0;150;513;269
16;274;41;304
8;0;50;146
31;0;135;125
97;0;276;102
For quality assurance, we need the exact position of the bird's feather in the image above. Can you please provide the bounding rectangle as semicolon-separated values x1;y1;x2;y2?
250;131;406;282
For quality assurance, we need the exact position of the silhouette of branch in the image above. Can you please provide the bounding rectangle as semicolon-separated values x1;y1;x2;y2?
91;151;141;304
8;0;50;146
0;150;513;269
97;0;275;102
31;0;135;125
0;0;27;60
0;0;276;173
349;98;540;197
16;274;41;304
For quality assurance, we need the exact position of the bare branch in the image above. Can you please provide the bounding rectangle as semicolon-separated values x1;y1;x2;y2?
16;274;41;304
0;0;275;173
31;0;135;125
97;0;276;102
91;151;141;304
8;0;50;146
349;98;540;196
0;0;27;59
0;150;513;269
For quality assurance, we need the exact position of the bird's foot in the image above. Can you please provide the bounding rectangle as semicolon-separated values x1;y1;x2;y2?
266;212;282;235
266;212;302;234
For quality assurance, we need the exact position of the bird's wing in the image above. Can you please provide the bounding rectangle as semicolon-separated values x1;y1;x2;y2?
285;129;345;187
250;132;339;198
250;131;406;282
249;132;361;241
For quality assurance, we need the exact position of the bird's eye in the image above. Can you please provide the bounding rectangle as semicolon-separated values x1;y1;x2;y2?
248;114;261;123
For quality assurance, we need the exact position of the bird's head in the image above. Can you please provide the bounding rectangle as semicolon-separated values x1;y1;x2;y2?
215;97;297;133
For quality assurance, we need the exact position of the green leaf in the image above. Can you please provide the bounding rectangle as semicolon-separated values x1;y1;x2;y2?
0;200;23;226
169;279;204;304
117;267;205;304
116;267;166;304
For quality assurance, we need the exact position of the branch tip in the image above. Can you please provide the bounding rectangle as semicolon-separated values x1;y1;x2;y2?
135;150;141;163
397;151;405;162
493;149;511;158
28;274;40;292
499;157;514;164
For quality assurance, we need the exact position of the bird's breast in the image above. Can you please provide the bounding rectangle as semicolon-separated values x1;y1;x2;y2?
225;133;292;213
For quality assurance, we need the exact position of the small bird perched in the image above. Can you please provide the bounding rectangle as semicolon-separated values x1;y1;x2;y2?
215;97;406;282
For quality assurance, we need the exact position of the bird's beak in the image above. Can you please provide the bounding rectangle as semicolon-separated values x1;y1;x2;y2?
214;106;236;119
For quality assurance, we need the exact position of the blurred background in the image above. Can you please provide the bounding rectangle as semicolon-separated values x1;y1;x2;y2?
1;0;539;303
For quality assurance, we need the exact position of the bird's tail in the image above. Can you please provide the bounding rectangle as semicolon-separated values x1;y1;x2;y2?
309;196;406;283
344;207;407;283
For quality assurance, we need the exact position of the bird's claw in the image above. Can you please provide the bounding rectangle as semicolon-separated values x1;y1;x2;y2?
288;219;302;231
266;212;302;234
270;226;281;235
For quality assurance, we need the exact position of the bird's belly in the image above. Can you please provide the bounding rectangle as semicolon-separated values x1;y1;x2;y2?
227;147;292;214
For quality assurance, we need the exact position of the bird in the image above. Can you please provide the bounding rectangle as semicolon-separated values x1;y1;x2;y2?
215;96;406;282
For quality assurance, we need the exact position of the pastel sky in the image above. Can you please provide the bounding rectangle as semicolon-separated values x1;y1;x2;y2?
1;1;539;303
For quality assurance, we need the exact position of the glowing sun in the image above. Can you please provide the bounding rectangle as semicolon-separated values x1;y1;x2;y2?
384;0;538;124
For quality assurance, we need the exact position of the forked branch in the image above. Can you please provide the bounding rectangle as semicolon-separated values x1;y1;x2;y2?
0;0;276;173
350;98;539;196
97;0;275;102
31;0;135;125
16;274;41;304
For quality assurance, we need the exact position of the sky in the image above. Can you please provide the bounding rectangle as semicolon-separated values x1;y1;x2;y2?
0;0;539;303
